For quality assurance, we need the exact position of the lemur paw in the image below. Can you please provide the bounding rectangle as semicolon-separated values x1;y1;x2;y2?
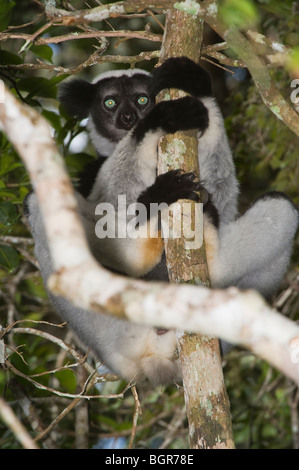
143;169;204;207
162;169;202;204
134;96;209;141
155;97;209;134
137;170;215;223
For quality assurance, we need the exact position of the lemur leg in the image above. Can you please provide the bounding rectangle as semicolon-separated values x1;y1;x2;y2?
209;193;298;298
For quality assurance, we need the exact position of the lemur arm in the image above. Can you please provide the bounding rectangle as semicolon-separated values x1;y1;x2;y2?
78;95;210;277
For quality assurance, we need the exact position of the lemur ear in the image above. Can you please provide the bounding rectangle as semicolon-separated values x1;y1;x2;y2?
59;79;96;118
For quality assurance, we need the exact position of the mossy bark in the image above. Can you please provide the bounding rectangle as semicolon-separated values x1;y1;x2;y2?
157;8;235;449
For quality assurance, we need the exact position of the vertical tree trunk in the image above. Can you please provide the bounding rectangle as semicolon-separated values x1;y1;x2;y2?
158;9;235;449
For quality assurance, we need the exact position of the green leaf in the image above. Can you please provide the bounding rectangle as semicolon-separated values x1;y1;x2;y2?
65;153;95;173
0;201;18;226
0;189;19;200
42;109;61;131
287;46;299;74
0;49;22;65
0;162;23;177
0;244;19;272
220;0;259;29
30;45;53;63
17;75;67;100
24;276;48;299
55;370;77;393
0;0;15;32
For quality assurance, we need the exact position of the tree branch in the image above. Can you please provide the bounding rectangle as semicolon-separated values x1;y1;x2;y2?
175;0;299;136
43;1;174;25
0;30;162;46
5;0;298;134
157;9;234;449
0;397;39;449
224;27;299;136
0;51;160;76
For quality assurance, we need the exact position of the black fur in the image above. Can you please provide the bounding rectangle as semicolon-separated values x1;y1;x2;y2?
137;169;220;227
203;199;219;228
133;97;209;142
23;192;31;218
150;57;212;98
137;169;201;211
59;79;96;118
77;156;107;197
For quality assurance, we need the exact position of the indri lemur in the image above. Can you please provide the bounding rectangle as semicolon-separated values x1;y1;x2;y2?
24;58;299;385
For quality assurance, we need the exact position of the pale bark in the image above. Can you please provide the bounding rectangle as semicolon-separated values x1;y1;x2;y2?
0;397;39;449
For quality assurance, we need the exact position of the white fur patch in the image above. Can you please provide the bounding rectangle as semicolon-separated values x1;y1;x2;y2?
92;68;150;84
87;119;116;157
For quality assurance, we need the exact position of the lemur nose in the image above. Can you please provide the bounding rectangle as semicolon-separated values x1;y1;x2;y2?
120;112;136;127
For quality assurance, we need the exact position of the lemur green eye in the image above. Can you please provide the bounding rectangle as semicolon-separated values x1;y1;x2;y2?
138;96;148;106
104;98;116;109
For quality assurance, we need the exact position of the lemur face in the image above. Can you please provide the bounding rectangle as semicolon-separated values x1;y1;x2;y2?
90;74;155;143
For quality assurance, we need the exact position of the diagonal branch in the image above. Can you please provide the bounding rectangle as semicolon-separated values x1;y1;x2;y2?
175;0;299;136
223;27;299;136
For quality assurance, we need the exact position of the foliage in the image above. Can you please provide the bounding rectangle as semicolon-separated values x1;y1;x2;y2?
0;0;298;449
220;0;259;29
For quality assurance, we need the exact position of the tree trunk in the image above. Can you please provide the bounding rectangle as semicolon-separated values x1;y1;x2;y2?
158;8;235;449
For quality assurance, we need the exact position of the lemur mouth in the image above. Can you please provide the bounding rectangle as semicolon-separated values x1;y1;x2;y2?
118;122;134;131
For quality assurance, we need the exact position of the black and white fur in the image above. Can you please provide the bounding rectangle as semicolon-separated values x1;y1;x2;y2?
24;58;299;385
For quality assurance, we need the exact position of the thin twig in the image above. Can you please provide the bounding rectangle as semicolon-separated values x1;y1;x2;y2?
0;397;39;449
158;405;186;449
34;370;99;442
201;55;236;73
1;319;65;339
0;30;163;45
0;235;34;246
6;360;124;400
146;9;165;31
128;385;142;449
34;378;133;442
0;50;160;75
